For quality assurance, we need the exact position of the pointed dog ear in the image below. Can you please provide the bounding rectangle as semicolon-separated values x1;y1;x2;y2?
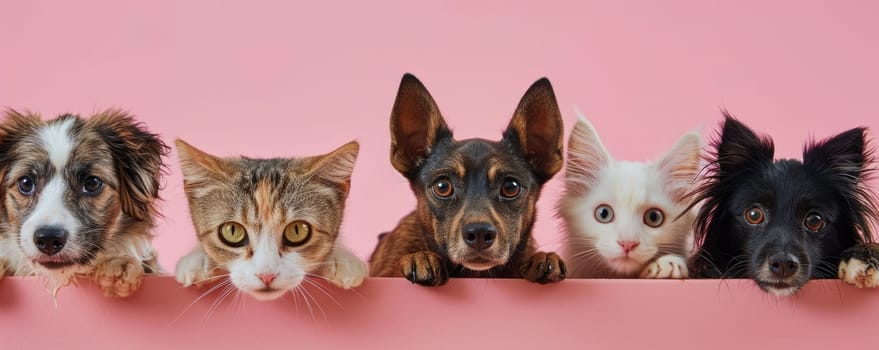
714;112;774;177
503;77;564;184
389;73;452;178
89;110;169;221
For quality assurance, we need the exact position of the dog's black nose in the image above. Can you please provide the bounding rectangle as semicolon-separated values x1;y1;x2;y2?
34;226;68;256
463;223;496;250
768;253;799;279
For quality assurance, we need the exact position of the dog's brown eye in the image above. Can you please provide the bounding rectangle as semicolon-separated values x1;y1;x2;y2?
83;176;103;195
432;179;454;198
644;208;664;227
283;221;311;246
745;207;765;225
500;179;521;199
219;222;248;247
804;212;826;232
17;176;36;195
594;204;614;223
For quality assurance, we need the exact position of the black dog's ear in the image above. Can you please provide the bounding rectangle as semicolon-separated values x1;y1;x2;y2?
803;127;867;182
503;78;564;184
389;73;452;178
88;110;169;221
715;111;774;175
803;127;879;240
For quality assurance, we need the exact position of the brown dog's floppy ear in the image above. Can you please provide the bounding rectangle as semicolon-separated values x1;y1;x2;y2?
0;109;42;170
89;110;169;221
503;77;564;184
390;73;452;178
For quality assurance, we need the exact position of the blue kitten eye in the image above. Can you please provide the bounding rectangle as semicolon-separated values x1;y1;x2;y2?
644;208;664;227
17;176;36;195
594;204;614;223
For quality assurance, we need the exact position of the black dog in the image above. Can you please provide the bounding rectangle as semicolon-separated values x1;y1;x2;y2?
690;112;879;295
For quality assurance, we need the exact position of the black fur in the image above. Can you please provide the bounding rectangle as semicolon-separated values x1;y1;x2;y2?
689;111;878;295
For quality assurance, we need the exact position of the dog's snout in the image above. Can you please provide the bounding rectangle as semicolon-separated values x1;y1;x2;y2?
34;226;68;256
463;223;496;250
768;253;799;279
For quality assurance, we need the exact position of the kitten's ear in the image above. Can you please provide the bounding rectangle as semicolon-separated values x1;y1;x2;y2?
88;110;169;221
175;139;230;195
503;77;564;184
803;127;868;188
305;141;360;196
714;112;774;175
565;116;610;195
390;73;452;178
657;131;702;201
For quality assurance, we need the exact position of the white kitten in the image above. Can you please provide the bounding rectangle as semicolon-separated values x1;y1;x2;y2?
558;116;701;278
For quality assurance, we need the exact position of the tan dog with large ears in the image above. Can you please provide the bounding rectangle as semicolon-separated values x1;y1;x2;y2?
369;73;567;286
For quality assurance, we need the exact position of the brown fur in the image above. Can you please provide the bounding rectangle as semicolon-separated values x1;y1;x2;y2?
174;140;366;293
369;74;566;286
0;109;167;297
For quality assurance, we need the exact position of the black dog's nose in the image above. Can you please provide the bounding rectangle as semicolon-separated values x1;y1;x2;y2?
768;253;799;279
34;226;68;256
463;223;496;250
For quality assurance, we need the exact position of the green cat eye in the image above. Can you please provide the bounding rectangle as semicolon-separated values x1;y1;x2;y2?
283;220;312;246
219;222;248;247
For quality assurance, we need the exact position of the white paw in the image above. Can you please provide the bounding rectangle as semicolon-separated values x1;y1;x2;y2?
641;255;688;279
325;245;367;289
175;247;213;287
839;257;879;288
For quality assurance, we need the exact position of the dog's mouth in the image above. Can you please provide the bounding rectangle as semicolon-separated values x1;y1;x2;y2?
459;255;506;271
755;279;804;296
33;257;78;270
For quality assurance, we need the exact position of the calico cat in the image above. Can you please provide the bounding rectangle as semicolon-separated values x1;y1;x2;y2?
558;116;701;278
174;140;367;300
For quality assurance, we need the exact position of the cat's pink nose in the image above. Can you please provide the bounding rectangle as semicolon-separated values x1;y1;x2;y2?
618;240;640;253
257;273;277;286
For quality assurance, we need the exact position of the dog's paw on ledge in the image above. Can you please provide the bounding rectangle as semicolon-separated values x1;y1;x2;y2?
400;251;448;286
520;252;566;284
839;243;879;288
93;256;145;298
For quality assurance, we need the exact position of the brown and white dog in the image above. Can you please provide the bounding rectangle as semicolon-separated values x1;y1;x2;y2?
0;109;168;297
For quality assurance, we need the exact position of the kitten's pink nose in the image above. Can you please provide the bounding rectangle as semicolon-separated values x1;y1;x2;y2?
257;273;277;286
618;240;640;253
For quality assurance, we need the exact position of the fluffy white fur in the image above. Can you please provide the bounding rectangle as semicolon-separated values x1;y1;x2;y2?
175;242;366;301
558;116;701;278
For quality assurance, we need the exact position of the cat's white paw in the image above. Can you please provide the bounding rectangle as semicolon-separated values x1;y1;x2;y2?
175;246;213;287
641;254;688;279
839;257;879;288
325;245;367;289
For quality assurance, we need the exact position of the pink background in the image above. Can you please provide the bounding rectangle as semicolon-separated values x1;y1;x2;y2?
1;1;878;348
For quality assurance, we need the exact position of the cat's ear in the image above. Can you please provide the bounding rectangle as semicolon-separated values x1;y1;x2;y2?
390;73;452;179
175;139;230;197
714;111;774;175
803;127;868;191
503;77;564;184
565;116;610;195
305;141;359;196
656;131;702;201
